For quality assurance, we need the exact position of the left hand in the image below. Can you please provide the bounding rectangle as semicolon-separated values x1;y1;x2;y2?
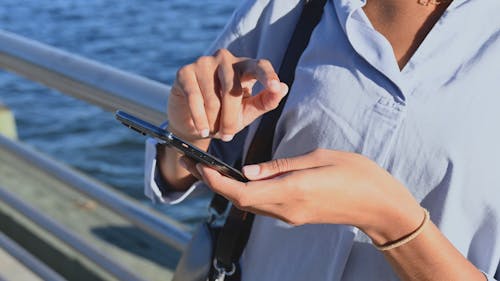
184;149;423;244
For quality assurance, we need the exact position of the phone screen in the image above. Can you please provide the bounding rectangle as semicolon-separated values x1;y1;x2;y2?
115;110;248;182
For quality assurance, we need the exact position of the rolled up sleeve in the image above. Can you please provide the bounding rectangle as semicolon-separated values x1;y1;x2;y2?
144;138;210;204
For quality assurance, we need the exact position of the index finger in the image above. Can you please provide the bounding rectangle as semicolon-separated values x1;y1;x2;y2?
235;59;282;93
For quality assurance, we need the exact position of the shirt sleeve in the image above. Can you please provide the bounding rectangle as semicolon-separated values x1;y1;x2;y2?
144;138;210;204
144;123;248;204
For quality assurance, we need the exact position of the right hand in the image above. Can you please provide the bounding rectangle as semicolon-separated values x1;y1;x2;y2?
167;48;288;147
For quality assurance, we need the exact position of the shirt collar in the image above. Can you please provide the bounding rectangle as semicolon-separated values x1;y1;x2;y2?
331;0;471;33
329;0;471;99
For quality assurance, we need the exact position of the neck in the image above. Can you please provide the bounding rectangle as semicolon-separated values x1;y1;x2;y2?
363;0;451;69
363;0;449;23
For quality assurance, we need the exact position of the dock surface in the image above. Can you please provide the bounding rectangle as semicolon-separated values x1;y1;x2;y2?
0;246;42;281
0;140;180;281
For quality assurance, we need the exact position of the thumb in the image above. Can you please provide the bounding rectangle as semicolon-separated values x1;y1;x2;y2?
242;82;288;126
242;149;335;180
242;157;298;180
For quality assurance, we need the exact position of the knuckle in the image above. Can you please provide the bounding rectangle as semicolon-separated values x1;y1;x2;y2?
176;65;192;80
270;158;291;173
256;59;271;69
233;194;248;209
214;48;232;59
195;56;214;67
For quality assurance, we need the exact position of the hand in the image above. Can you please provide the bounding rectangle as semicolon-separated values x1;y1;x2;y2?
168;48;288;146
158;49;287;189
189;149;424;245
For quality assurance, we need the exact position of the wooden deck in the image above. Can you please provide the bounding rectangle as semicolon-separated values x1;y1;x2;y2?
0;141;180;281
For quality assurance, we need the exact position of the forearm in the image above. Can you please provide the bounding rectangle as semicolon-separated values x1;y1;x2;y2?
363;192;486;281
382;222;486;281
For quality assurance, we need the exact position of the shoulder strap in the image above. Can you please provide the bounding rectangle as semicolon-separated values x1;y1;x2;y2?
209;0;327;280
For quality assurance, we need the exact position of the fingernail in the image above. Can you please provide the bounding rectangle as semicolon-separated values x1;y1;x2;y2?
280;83;289;95
179;158;187;169
269;80;281;92
221;134;234;142
200;129;209;138
243;165;260;177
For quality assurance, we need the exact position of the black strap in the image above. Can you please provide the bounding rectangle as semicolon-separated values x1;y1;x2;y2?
209;0;327;279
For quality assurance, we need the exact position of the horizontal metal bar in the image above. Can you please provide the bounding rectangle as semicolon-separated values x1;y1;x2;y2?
0;134;190;252
0;232;67;281
0;187;145;281
0;29;169;124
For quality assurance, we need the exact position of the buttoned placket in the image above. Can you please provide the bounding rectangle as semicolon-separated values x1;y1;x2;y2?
334;0;407;167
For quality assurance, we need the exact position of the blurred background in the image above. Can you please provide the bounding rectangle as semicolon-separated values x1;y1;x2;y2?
0;0;240;229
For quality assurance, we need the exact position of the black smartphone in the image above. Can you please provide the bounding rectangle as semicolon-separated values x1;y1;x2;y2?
115;110;248;182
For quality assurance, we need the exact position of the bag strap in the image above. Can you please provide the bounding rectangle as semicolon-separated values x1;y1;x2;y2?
209;0;327;280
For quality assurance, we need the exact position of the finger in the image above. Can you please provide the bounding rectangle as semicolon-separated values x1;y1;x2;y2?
197;163;246;201
197;164;309;226
242;82;288;125
176;66;210;137
194;62;221;135
236;59;281;94
242;149;332;180
178;156;202;180
217;61;243;141
197;164;290;206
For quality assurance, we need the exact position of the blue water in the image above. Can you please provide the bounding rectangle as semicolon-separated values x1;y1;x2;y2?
0;0;240;228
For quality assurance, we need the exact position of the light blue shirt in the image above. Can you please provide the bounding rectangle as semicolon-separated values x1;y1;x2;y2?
145;0;500;280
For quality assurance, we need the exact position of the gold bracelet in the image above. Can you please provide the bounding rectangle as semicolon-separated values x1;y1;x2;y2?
374;208;430;251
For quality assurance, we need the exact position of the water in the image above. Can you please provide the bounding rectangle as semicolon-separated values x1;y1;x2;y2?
0;0;240;228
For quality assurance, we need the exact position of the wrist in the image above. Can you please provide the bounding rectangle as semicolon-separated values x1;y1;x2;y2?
359;187;423;246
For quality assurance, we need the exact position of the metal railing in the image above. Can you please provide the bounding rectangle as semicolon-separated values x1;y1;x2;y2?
0;29;192;275
0;30;169;125
0;231;67;281
0;187;143;281
0;134;190;251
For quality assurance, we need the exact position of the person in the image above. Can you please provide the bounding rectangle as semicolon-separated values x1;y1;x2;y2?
144;0;500;280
